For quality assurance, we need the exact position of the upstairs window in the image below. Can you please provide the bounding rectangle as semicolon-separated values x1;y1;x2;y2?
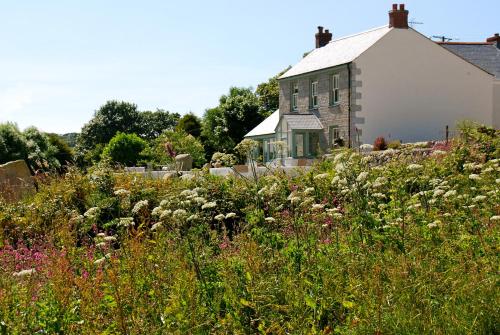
292;82;298;111
310;80;319;108
331;74;340;105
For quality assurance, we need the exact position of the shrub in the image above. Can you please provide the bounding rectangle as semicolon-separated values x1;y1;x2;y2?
211;152;237;167
101;132;148;166
150;130;205;168
0;123;28;164
373;136;387;151
387;140;401;150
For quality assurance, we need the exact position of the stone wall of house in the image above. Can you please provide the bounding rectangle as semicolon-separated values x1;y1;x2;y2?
279;64;352;151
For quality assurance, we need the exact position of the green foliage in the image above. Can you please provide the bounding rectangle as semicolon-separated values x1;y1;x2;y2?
137;109;180;140
255;67;290;114
0;124;498;334
47;134;74;166
78;101;141;151
0;123;64;171
76;101;180;166
201;87;266;156
101;132;148;166
176;113;202;138
59;133;78;147
0;123;28;164
150;130;205;167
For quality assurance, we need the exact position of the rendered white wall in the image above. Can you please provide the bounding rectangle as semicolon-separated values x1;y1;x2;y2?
354;28;495;144
494;81;500;128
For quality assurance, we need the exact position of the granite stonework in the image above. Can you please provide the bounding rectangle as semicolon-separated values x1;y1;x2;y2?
278;63;356;149
0;160;35;203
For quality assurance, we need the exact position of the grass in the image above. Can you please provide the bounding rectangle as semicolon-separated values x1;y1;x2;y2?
0;124;498;334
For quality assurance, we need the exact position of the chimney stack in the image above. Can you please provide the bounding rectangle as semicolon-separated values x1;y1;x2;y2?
389;4;409;29
486;33;500;48
315;26;332;48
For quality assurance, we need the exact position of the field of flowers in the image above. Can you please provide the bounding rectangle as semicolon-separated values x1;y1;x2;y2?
0;124;498;334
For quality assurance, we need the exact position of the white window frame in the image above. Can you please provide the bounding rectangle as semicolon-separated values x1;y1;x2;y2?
311;80;319;108
329;125;340;145
332;74;340;105
292;82;299;111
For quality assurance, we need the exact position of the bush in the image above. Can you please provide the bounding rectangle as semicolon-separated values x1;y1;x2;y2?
373;136;387;151
0;123;28;164
101;132;148;166
387;140;401;150
150;130;205;168
211;152;237;167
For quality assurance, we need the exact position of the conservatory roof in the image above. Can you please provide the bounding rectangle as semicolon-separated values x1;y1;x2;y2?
244;109;280;137
280;113;323;130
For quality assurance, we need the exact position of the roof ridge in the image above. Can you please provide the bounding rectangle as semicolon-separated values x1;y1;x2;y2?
329;25;391;44
437;42;495;45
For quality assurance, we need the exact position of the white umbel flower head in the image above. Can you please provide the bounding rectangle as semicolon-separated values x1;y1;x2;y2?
202;201;217;210
214;214;225;221
407;164;423;171
225;212;237;219
151;222;163;231
132;200;149;215
94;257;106;265
172;209;187;219
13;269;36;277
118;217;134;228
490;215;500;221
264;217;276;223
84;207;100;219
356;172;369;183
469;174;481;181
314;173;329;181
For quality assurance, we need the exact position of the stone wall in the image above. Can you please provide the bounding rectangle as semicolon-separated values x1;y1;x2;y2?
0;160;35;203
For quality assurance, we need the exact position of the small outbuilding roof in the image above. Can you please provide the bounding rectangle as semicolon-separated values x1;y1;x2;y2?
280;26;392;79
439;43;500;78
245;109;280;137
280;114;323;130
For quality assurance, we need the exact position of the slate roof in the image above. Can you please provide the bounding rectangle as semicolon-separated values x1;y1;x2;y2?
439;43;500;78
280;114;323;130
244;109;280;137
280;26;392;79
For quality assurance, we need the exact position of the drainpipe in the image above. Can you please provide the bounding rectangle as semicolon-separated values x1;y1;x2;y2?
347;63;352;148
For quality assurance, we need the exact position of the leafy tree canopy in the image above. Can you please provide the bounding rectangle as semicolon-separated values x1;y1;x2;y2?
176;113;202;138
255;67;291;115
78;101;141;150
101;132;148;166
138;109;180;140
0;123;28;164
47;134;74;166
201;87;265;155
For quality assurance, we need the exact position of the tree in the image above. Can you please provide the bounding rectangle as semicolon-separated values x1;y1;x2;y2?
78;101;141;151
176;113;202;138
255;67;291;114
150;130;205;168
138;109;180;140
201;87;265;156
0;123;28;164
47;134;74;166
23;127;60;170
101;132;148;166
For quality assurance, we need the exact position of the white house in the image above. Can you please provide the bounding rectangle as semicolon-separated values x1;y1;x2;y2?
245;4;499;161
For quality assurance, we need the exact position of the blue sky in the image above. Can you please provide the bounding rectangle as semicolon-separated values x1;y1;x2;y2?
0;0;498;134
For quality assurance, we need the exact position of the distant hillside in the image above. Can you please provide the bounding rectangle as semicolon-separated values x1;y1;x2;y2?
59;133;78;147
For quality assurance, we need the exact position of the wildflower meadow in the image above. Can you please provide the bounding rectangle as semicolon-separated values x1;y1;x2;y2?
0;124;498;334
